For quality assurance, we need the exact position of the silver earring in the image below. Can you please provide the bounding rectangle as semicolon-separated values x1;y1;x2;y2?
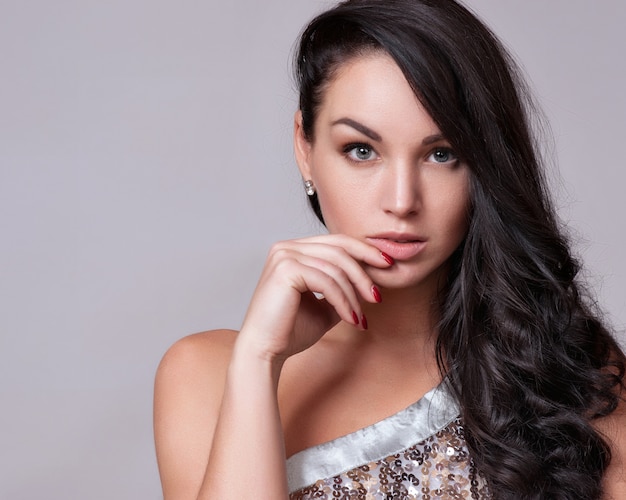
304;180;315;196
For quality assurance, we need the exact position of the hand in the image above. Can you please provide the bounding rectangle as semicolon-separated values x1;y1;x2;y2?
237;234;393;363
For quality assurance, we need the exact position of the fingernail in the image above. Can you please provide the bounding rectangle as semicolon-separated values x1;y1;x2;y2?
361;314;368;330
352;310;359;325
381;252;394;265
371;285;382;303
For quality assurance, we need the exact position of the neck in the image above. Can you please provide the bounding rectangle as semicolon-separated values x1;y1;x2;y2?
326;284;444;394
331;284;441;373
364;285;439;340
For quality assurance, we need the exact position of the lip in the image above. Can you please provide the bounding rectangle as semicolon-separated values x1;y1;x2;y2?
366;233;426;261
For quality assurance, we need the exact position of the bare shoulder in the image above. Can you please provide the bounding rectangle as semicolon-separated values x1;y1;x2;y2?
154;329;238;499
155;329;238;406
157;329;238;377
596;386;626;499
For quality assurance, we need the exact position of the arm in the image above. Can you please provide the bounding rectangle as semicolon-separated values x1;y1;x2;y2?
198;337;288;498
154;235;392;499
154;330;235;500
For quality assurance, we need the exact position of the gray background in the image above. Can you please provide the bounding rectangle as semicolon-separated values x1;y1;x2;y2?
1;1;624;498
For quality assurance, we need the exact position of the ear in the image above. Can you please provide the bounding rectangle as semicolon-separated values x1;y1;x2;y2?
293;110;313;180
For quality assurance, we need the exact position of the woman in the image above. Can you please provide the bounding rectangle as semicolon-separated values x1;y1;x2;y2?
154;1;626;498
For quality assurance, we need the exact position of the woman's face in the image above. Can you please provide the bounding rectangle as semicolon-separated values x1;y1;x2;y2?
295;53;470;293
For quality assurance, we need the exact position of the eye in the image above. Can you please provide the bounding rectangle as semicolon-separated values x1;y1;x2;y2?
427;147;458;164
343;143;378;162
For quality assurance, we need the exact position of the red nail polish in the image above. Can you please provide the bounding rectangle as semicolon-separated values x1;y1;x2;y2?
371;285;382;303
361;314;368;330
352;310;359;325
381;251;394;265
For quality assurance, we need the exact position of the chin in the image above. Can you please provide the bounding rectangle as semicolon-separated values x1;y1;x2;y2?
371;264;449;294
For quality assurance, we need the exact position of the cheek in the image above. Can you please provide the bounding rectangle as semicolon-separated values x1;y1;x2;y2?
435;177;471;237
308;149;371;232
315;185;366;233
453;195;471;238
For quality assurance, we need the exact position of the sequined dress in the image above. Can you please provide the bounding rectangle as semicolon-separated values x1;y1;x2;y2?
287;383;492;499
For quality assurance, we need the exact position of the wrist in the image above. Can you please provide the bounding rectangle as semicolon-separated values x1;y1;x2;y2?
232;330;286;382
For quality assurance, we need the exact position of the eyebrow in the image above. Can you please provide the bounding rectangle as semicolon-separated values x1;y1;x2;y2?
421;133;446;146
331;118;382;142
331;117;447;146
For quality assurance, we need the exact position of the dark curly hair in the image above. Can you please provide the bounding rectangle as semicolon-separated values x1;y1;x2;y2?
294;0;626;497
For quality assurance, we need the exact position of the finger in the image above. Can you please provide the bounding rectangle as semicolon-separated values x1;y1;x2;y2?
270;242;383;304
282;260;364;328
291;234;395;269
293;254;365;315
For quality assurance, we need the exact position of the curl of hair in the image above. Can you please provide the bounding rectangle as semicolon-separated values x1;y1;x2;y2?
294;1;625;497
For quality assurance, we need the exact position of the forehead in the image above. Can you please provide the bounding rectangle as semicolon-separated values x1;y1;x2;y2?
315;53;441;140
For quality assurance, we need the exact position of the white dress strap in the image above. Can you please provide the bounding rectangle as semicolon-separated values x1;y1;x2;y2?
286;382;459;494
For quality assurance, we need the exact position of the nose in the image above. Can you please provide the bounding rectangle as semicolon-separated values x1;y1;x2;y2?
380;161;421;218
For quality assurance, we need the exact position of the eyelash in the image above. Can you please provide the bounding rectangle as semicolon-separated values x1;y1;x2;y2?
342;143;377;162
342;143;459;166
427;147;458;165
